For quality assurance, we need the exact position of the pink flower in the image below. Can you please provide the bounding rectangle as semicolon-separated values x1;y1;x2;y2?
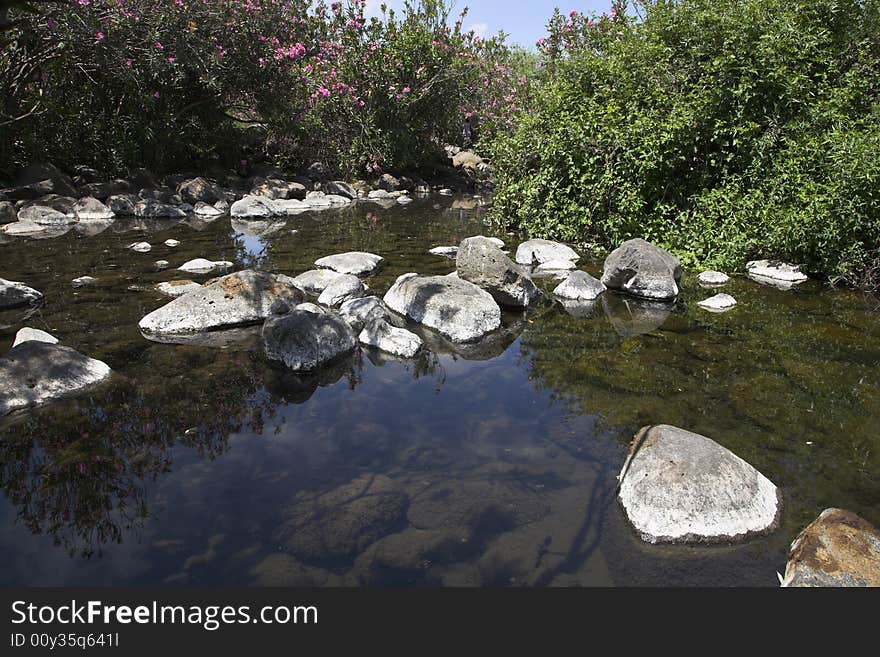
167;56;175;63
402;86;411;94
155;41;163;50
153;91;160;98
95;31;104;41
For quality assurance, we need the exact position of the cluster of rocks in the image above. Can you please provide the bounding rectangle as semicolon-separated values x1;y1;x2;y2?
1;160;482;238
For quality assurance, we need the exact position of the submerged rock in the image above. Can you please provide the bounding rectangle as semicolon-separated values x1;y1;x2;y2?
359;317;423;358
747;260;808;284
781;508;880;587
697;293;737;312
603;295;673;337
617;425;781;544
383;273;501;343
553;271;606;301
456;236;539;308
12;327;58;348
515;239;580;266
317;274;365;307
262;309;356;371
139;270;304;337
0;341;112;416
0;278;43;310
601;239;681;301
315;252;384;277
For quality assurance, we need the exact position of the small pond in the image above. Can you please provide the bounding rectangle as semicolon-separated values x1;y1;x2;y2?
0;197;877;586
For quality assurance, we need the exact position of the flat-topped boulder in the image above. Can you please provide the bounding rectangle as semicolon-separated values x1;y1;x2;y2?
139;270;305;338
317;274;365;307
697;293;737;312
315;252;384;277
293;269;349;296
177;258;233;275
383;273;501;343
429;246;459;259
699;270;730;286
263;310;356;371
0;278;43;310
156;280;202;298
746;260;808;284
553;270;606;301
781;508;880;587
515;239;580;266
601;238;682;301
456;236;538;308
618;425;781;544
0;341;112;416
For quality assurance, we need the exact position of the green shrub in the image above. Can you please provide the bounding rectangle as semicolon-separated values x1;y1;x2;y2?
489;0;880;282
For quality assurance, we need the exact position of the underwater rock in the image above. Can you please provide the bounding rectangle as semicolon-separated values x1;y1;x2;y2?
315;252;385;277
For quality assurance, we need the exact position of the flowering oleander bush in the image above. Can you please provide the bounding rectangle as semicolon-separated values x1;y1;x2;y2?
0;0;528;176
489;0;880;283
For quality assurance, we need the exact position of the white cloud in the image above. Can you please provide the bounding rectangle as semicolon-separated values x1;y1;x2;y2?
468;22;489;38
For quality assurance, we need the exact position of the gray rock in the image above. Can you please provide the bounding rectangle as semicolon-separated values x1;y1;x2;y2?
18;205;75;226
134;200;186;218
19;194;77;214
139;270;304;337
177;177;224;204
698;270;730;286
293;269;349;296
0;278;43;310
339;296;392;332
0;341;112;415
194;201;223;217
397;195;413;205
781;508;880;587
294;302;325;314
317;274;364;307
378;173;401;191
164;239;180;248
250;178;307;200
73;197;114;220
601;238;681;300
0;201;16;225
553;270;606;300
456;236;539;308
304;162;329;181
71;276;97;288
12;163;78;198
746;260;808;284
128;242;152;253
618;425;781;544
154;260;170;270
697;293;737;312
230;195;275;218
359;317;423;358
533;259;578;275
262;309;356;371
156;280;202;298
429;246;459;259
177;258;225;274
271;199;311;215
106;194;138;215
12;327;58;347
515;238;580;266
322;181;357;199
315;252;384;277
368;189;395;200
303;192;332;208
383;273;501;343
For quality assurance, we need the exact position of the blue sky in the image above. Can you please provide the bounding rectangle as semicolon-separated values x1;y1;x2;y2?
364;1;617;49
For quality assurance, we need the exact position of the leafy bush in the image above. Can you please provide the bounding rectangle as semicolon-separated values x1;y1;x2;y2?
489;0;880;281
0;0;526;177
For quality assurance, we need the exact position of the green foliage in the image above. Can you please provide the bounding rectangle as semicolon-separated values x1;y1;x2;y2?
489;0;880;283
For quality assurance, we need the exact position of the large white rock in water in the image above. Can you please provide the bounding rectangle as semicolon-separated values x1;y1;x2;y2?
178;258;229;274
456;236;539;308
293;269;349;296
383;273;501;343
429;246;459;259
781;508;880;587
317;274;364;307
12;327;58;347
315;252;385;276
156;280;202;298
746;260;808;284
18;205;75;226
0;278;43;310
601;238;682;300
699;270;730;286
194;201;224;217
618;425;781;544
262;310;356;371
515;239;580;266
0;341;112;415
139;270;305;338
230;195;277;218
359;318;423;358
553;271;606;301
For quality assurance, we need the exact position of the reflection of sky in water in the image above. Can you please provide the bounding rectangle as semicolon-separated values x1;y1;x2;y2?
237;234;269;264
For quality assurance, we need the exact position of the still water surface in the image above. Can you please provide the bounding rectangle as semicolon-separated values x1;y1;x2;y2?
0;198;877;586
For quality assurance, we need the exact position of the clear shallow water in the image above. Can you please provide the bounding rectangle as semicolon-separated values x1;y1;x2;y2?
0;197;877;586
